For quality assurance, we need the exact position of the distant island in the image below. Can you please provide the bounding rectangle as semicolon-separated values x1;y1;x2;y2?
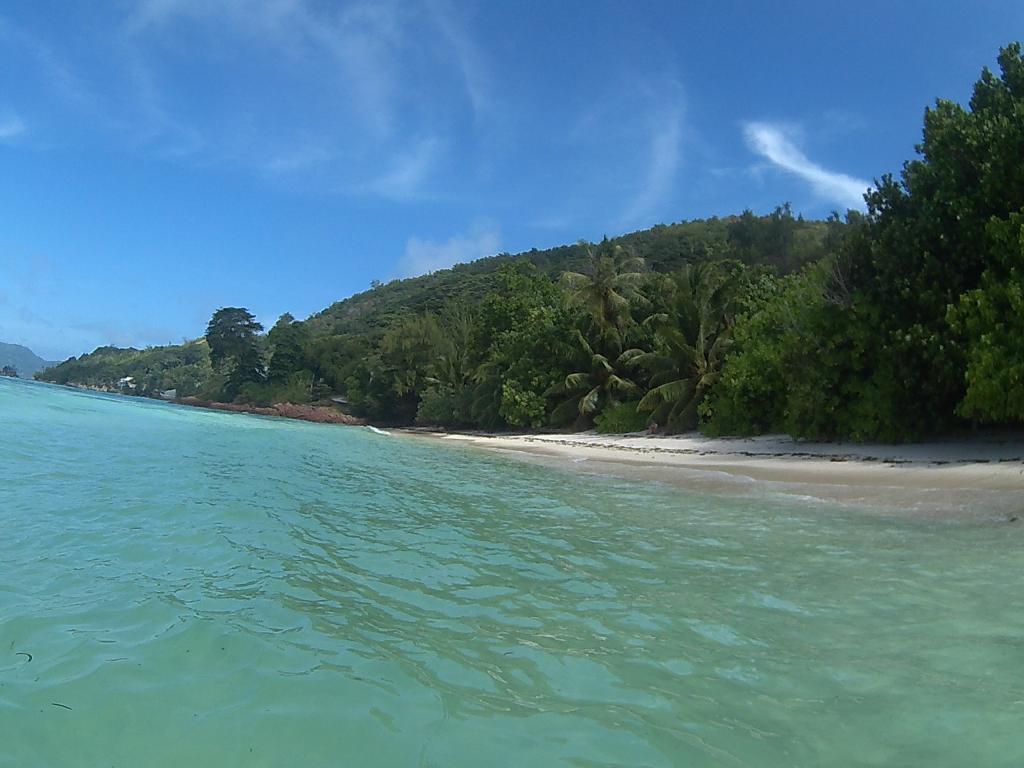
0;342;59;378
38;43;1024;444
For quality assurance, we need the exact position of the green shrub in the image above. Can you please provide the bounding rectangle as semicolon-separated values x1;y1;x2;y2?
594;400;648;434
238;371;313;406
500;380;549;429
415;385;473;427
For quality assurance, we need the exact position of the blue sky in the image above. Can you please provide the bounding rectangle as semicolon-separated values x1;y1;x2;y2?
0;1;1020;360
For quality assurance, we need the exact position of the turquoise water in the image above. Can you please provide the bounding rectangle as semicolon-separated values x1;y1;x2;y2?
2;377;1023;767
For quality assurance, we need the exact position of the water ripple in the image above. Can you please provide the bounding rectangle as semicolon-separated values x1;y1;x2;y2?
2;378;1024;766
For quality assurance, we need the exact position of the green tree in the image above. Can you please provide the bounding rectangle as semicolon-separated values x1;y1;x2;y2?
469;265;576;429
266;313;311;382
949;213;1024;421
347;314;444;423
561;243;645;350
943;44;1024;424
547;330;639;426
704;266;827;436
778;42;1024;440
629;263;738;432
204;307;265;400
416;303;478;426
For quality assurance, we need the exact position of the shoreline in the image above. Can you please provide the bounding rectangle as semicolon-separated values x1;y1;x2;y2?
399;430;1024;517
174;396;366;425
16;380;1024;516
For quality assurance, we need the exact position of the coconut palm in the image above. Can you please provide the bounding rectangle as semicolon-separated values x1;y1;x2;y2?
547;330;640;425
561;243;645;350
628;263;738;432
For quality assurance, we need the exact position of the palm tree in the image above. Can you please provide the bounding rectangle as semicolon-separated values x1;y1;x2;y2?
561;243;645;350
628;263;737;432
547;330;639;425
428;303;477;392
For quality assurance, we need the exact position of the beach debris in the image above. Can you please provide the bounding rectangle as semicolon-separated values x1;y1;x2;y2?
51;702;72;711
15;652;32;663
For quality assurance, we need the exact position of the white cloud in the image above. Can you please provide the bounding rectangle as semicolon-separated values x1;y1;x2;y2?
743;121;870;209
125;0;406;140
395;222;500;278
368;137;443;199
0;114;26;140
425;0;492;119
115;0;493;196
303;2;406;140
1;2;494;199
619;99;684;227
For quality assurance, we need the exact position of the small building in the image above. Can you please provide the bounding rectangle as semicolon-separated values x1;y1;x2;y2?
117;376;137;390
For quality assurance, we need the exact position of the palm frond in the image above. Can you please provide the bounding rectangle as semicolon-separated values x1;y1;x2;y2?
637;377;694;412
617;348;647;366
607;375;638;394
579;386;602;414
560;372;588;390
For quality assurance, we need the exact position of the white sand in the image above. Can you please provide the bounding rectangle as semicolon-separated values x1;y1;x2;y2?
402;430;1024;517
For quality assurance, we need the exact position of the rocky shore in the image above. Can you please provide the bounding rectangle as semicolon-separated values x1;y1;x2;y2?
176;397;366;425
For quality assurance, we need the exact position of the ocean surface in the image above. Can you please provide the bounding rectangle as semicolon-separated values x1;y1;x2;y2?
2;377;1023;767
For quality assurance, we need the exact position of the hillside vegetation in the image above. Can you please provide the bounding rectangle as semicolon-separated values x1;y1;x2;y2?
40;43;1024;441
42;341;212;398
306;208;832;340
41;205;834;404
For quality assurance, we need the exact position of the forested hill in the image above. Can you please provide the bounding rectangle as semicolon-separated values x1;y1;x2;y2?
40;206;837;399
307;207;838;339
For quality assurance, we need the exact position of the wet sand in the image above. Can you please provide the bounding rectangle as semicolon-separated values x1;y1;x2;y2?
401;430;1024;518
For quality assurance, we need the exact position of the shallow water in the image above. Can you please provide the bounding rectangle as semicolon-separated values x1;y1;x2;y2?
2;377;1023;767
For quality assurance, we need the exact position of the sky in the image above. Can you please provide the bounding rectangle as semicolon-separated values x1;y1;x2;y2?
0;1;1020;360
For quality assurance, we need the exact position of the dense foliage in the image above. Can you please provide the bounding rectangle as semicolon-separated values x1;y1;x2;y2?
40;341;212;397
304;207;832;342
39;44;1024;441
706;42;1024;440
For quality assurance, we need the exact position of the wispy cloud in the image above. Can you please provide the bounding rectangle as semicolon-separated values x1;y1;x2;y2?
561;75;687;233
0;1;493;200
0;113;26;141
395;222;500;278
121;1;494;197
619;97;684;227
743;121;869;210
368;137;443;200
0;16;103;132
123;0;407;141
425;0;492;120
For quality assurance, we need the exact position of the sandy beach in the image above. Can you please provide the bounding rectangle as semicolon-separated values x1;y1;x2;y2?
403;430;1024;517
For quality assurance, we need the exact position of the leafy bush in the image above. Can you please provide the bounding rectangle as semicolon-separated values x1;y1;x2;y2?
238;371;313;406
703;270;819;436
415;385;473;427
500;380;549;429
594;400;648;434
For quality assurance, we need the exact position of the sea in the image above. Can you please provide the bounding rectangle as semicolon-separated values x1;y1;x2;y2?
2;376;1022;766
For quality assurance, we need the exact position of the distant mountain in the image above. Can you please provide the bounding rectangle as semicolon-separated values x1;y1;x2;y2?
0;342;60;377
